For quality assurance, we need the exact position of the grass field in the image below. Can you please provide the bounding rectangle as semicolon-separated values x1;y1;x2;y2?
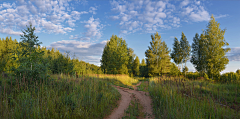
149;76;240;119
0;74;124;118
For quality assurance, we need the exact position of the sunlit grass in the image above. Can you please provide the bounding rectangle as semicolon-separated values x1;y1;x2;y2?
149;76;240;119
0;74;121;118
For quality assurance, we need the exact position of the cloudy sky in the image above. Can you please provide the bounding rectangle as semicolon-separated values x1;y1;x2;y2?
0;0;240;73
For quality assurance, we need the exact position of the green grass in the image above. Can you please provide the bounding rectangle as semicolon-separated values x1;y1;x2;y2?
86;74;139;89
137;81;149;92
0;74;121;118
149;76;240;119
122;95;144;119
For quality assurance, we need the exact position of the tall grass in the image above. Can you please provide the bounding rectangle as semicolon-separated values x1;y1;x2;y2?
0;74;121;118
84;74;139;88
149;76;240;119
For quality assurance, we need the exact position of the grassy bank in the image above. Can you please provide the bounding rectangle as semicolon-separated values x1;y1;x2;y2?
149;76;240;118
0;74;121;118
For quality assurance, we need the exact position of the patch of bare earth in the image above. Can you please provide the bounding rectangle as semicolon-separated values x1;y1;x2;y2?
105;82;154;119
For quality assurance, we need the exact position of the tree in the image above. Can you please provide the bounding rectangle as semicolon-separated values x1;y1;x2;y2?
202;15;230;79
127;48;136;76
169;62;180;76
145;32;171;76
236;69;240;75
12;22;48;83
190;33;207;76
100;35;130;75
180;32;191;76
133;56;140;76
140;58;147;77
170;37;182;70
182;66;189;74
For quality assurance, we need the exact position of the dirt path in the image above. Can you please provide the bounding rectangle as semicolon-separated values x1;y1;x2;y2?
105;81;154;119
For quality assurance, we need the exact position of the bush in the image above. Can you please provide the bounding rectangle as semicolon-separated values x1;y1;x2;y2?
220;72;239;83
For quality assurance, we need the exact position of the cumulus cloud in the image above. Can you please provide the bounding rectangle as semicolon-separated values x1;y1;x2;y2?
227;47;240;61
110;0;179;34
47;40;107;65
180;0;190;7
69;16;104;41
110;0;218;34
0;0;92;35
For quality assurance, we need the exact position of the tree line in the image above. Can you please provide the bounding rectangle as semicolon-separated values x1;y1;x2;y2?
101;15;234;80
0;15;236;81
0;23;101;81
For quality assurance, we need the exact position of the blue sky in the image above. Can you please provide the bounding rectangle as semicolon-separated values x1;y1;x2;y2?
0;0;240;73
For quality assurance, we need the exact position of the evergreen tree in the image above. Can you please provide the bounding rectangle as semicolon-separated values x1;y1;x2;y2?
180;32;191;76
140;58;147;77
12;22;48;82
145;32;171;76
190;33;207;76
170;37;182;70
133;56;140;76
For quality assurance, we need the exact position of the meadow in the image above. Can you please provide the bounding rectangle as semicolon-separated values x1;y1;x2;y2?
149;76;240;119
0;73;138;119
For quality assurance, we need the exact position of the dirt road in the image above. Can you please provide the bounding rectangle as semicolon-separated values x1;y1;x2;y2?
105;82;154;119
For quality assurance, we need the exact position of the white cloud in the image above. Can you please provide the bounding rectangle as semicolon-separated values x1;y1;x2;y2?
110;0;180;34
47;40;107;65
189;6;210;22
0;0;94;35
89;6;97;14
227;47;240;61
110;0;216;34
215;14;228;19
82;16;103;40
180;0;190;7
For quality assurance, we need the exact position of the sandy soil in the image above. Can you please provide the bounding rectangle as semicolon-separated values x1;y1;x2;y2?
105;82;154;119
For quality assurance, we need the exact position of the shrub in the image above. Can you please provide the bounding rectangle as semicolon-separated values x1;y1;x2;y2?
220;72;239;83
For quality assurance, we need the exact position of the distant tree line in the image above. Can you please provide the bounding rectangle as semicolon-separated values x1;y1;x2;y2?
0;15;237;82
0;23;101;81
101;15;236;81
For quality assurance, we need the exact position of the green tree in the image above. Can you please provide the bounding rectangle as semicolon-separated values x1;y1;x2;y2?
133;56;140;76
182;66;189;74
145;32;171;76
12;22;48;83
190;33;207;76
170;37;182;70
236;69;240;75
203;15;230;79
100;35;129;74
169;62;180;76
180;32;191;76
140;59;147;77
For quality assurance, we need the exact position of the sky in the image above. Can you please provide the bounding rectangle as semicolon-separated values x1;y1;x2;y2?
0;0;240;73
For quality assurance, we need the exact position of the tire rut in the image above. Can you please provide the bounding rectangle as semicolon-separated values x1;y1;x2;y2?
105;82;154;119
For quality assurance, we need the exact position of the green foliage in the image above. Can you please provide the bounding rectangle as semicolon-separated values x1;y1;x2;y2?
101;35;133;75
145;32;171;77
139;59;147;77
182;66;188;74
133;56;140;76
170;37;183;71
220;72;239;83
199;15;230;80
190;33;207;76
170;62;180;76
11;23;49;83
236;69;240;75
